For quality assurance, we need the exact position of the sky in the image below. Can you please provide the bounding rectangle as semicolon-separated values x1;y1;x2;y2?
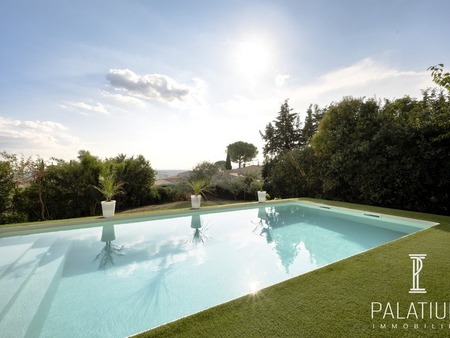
1;0;449;169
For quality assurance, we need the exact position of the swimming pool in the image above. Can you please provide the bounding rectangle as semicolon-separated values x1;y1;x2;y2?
0;201;435;337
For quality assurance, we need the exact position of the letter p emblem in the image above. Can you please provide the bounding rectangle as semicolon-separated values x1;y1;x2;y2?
409;254;426;294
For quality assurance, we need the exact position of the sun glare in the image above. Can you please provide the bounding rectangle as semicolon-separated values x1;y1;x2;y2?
248;279;262;294
233;39;271;79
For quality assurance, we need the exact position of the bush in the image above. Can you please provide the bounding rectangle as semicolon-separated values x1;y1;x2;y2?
150;186;185;204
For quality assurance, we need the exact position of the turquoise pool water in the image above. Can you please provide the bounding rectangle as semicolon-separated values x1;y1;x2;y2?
0;202;434;337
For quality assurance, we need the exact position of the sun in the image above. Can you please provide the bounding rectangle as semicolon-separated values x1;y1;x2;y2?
233;39;271;79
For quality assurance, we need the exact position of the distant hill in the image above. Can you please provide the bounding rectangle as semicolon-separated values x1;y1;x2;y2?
155;170;189;179
154;165;263;186
154;170;191;186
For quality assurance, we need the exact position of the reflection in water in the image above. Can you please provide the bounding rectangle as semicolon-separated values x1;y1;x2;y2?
125;215;209;315
124;255;175;316
188;214;208;245
108;239;187;323
253;206;273;243
95;224;124;270
254;206;313;273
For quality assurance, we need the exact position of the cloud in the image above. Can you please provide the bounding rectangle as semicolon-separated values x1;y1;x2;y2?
100;90;146;107
288;58;435;112
106;69;206;107
0;117;82;160
317;58;419;92
275;73;290;87
68;101;111;115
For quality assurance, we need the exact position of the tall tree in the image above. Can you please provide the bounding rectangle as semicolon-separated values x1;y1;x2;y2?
226;141;258;168
190;161;220;182
311;97;383;201
260;99;301;157
0;157;17;224
266;147;320;199
225;152;232;170
30;158;49;220
78;150;102;216
43;158;86;220
301;104;315;144
110;154;156;209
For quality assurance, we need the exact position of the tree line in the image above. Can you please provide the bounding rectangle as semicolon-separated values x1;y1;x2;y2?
0;151;157;224
261;88;449;215
0;149;265;224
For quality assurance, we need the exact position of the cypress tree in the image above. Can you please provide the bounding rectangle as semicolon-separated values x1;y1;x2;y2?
225;152;232;170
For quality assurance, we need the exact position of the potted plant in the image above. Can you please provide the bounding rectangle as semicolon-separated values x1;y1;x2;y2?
94;173;124;218
256;180;266;203
188;179;209;209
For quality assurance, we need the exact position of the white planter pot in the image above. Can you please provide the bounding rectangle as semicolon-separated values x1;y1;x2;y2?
101;200;116;218
191;195;202;209
257;191;266;203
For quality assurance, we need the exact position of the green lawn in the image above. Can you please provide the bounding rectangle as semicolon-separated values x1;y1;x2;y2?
133;199;450;338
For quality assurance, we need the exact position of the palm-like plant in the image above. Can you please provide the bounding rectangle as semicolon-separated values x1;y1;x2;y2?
188;179;210;197
94;174;124;201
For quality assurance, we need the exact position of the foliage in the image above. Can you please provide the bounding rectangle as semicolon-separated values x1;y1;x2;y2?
260;99;301;158
251;178;264;192
211;172;244;200
0;150;156;223
260;90;450;215
108;154;156;208
214;160;227;171
428;63;450;92
312;93;450;213
210;171;261;201
188;179;210;198
94;173;124;202
0;152;45;223
189;161;219;183
150;185;185;204
0;161;13;216
77;150;103;215
0;156;26;224
226;141;258;168
266;147;321;199
301;104;325;144
225;152;232;170
311;97;381;200
261;100;324;194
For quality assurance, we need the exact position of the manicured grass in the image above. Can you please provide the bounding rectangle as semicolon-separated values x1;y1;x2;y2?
134;199;450;338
